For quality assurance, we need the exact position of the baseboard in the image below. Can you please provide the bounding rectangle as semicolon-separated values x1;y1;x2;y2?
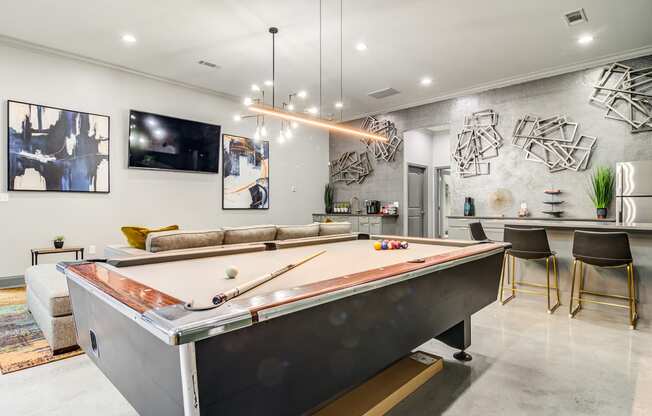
0;275;25;289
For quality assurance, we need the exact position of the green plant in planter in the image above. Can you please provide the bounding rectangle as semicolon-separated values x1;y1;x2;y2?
324;183;334;213
53;235;65;249
588;166;615;219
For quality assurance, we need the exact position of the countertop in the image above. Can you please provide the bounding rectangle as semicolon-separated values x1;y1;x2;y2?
313;213;399;218
504;220;652;232
447;215;616;222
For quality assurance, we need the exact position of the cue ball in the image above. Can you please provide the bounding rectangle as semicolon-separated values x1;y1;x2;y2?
225;265;239;279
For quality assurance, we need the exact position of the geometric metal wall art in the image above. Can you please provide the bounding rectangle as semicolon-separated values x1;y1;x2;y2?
512;114;596;173
359;116;403;162
589;62;652;134
452;109;503;178
330;150;374;185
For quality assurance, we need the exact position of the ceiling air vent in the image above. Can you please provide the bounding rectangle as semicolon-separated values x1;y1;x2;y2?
368;87;400;99
564;8;588;26
198;60;220;69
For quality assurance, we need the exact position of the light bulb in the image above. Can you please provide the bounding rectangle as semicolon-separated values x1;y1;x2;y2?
578;35;594;45
243;97;253;106
420;77;432;86
264;80;273;86
260;125;268;136
297;90;307;99
307;107;318;115
251;84;261;92
334;101;343;109
291;121;299;129
287;104;295;111
233;115;242;122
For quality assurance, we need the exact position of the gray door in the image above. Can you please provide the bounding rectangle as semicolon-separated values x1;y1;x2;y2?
408;166;426;237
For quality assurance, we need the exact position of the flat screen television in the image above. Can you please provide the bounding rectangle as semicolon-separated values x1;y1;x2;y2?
128;110;221;173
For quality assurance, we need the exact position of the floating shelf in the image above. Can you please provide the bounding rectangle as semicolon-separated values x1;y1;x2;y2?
542;210;564;217
543;200;565;205
544;189;562;195
542;189;564;217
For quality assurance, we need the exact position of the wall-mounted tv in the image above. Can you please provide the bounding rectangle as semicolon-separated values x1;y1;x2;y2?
128;110;221;173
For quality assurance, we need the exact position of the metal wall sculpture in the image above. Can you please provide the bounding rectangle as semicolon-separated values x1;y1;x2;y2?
590;62;652;134
512;114;596;172
452;109;503;178
360;116;403;162
330;151;373;185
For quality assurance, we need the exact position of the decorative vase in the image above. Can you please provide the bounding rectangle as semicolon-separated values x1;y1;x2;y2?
596;207;607;219
54;241;64;249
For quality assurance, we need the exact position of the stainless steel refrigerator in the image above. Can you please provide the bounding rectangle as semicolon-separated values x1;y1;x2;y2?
616;161;652;224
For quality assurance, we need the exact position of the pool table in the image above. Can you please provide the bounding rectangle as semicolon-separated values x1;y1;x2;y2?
61;233;509;416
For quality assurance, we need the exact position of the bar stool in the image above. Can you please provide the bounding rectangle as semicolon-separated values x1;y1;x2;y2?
469;222;491;242
500;227;561;313
569;231;638;329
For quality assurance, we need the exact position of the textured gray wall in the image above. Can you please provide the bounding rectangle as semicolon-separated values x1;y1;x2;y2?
331;55;652;221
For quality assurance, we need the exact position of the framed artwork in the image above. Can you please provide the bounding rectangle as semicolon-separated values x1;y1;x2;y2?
222;134;269;209
7;100;110;193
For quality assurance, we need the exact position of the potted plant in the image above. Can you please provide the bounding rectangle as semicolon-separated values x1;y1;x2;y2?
54;235;65;249
588;166;615;219
324;183;334;214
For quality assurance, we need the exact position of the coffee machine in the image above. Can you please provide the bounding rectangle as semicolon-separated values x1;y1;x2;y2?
365;200;381;214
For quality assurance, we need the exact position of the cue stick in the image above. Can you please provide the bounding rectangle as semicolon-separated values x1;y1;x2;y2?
183;250;326;312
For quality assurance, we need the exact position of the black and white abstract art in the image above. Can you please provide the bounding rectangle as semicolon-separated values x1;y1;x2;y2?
222;134;269;209
7;100;110;193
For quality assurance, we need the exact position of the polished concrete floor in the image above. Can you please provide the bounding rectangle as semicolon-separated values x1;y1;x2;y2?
1;297;650;416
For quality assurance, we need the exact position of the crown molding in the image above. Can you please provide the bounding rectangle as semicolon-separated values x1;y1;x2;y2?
0;34;240;103
345;44;652;122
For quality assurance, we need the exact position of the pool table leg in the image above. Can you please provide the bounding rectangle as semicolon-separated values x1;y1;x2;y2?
179;342;200;416
435;315;472;361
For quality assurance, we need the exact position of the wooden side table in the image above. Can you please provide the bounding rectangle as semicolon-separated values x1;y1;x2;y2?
31;247;84;266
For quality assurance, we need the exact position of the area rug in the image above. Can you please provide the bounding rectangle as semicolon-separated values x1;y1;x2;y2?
0;287;82;374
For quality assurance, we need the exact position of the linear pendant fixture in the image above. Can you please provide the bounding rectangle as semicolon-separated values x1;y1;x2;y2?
248;104;389;142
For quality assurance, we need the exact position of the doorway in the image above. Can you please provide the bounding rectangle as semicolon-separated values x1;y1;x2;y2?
407;165;427;237
435;167;451;238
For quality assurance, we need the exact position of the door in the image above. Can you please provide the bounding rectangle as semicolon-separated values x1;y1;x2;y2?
408;166;426;237
435;167;451;238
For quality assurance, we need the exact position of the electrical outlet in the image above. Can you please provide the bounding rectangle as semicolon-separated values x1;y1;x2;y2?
291;186;297;192
0;193;8;202
88;245;96;255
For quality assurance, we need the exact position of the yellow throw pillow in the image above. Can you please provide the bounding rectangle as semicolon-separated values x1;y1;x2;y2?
121;225;179;249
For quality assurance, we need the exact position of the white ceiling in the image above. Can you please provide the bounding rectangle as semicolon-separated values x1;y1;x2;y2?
1;0;651;120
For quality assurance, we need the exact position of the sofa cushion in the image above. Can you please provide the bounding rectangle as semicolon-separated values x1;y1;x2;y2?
146;229;225;253
223;225;278;244
276;223;320;240
24;264;71;317
121;225;179;249
319;222;352;236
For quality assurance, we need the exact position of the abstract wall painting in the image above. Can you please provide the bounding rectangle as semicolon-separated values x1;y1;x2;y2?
7;100;110;193
222;134;269;209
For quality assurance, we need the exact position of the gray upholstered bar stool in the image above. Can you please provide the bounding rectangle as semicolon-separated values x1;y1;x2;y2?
500;227;561;313
469;222;491;242
569;230;638;329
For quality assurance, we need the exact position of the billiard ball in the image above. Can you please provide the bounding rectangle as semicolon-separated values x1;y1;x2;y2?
381;241;389;250
401;241;409;249
225;265;239;279
374;241;382;250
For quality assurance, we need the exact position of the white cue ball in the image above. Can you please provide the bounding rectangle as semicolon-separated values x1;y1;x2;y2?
225;265;239;279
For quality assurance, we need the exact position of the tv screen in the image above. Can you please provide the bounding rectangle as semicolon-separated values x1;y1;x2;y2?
128;110;221;173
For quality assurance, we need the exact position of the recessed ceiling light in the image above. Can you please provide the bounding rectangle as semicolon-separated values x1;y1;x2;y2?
578;35;594;45
243;97;253;106
334;101;343;109
122;34;137;44
264;80;273;86
233;115;242;122
420;77;433;86
306;107;318;115
355;42;367;51
297;90;308;99
251;84;261;92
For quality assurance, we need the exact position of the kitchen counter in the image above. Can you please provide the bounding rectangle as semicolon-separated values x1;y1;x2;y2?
313;213;399;217
504;220;652;232
447;215;615;222
312;213;399;235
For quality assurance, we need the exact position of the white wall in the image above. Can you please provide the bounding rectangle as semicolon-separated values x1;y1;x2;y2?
0;43;329;277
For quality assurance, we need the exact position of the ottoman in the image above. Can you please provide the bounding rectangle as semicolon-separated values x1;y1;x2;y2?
24;264;77;354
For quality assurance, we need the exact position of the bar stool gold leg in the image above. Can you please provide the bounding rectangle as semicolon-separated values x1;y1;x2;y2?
627;263;637;329
547;255;560;314
578;261;585;310
511;255;516;297
569;259;580;318
631;263;638;324
553;256;561;308
499;254;514;305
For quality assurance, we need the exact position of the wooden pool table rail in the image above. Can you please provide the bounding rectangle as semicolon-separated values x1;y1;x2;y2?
64;236;508;318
